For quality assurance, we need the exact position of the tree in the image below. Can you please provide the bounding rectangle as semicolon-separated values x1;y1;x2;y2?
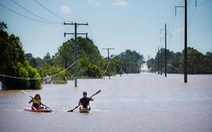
180;47;205;74
38;63;68;84
52;37;103;78
204;52;212;74
0;22;41;89
147;58;155;72
55;40;74;68
148;47;212;74
114;49;144;73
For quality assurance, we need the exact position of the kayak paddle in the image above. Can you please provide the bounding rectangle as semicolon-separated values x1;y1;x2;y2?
67;89;101;112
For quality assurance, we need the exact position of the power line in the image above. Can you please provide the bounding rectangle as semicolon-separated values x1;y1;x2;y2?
197;0;210;7
0;3;55;24
168;0;177;31
188;6;196;28
34;0;70;22
11;0;60;24
0;61;76;81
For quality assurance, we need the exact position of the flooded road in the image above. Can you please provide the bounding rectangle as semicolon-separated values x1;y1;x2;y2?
0;73;212;132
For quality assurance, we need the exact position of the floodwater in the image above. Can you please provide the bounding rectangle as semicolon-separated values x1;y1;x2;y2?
0;73;212;132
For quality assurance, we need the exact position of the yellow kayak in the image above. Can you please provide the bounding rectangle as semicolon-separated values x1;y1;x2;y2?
79;108;90;113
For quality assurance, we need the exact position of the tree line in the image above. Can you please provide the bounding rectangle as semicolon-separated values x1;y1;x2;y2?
2;21;210;90
0;22;144;90
147;48;212;74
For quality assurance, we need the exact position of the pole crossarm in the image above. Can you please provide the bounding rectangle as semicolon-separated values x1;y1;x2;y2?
64;32;88;37
102;48;115;50
64;22;88;26
175;6;185;16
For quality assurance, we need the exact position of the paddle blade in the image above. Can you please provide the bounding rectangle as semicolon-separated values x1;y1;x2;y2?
91;90;101;98
67;110;73;112
96;90;101;94
67;106;79;112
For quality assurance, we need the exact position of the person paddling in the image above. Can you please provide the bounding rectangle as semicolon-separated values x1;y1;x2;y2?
78;91;94;111
29;94;45;110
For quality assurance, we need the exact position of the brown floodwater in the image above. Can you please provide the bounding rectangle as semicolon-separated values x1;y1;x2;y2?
0;73;212;132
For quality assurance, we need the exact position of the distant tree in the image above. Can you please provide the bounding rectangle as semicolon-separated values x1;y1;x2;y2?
180;47;205;74
148;47;211;74
204;52;212;73
38;63;68;84
114;49;144;73
25;53;33;60
152;49;163;73
29;58;37;67
55;40;74;68
52;37;103;78
0;22;7;30
147;58;155;72
35;57;43;67
43;52;51;62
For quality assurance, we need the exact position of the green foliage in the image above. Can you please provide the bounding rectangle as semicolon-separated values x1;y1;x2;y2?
38;63;68;84
54;40;74;68
148;47;212;74
181;47;208;74
52;37;103;78
0;22;42;89
147;58;155;72
204;52;212;73
113;49;144;73
79;58;101;78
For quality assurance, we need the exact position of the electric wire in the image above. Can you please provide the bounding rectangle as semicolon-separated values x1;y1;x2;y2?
197;0;210;7
0;3;53;24
34;0;70;22
0;61;76;81
188;6;196;28
11;0;61;24
168;0;177;31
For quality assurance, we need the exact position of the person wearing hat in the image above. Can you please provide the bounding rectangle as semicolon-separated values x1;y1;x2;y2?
78;91;94;111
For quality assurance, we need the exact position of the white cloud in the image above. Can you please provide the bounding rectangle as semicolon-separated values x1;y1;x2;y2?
112;1;128;7
60;6;72;13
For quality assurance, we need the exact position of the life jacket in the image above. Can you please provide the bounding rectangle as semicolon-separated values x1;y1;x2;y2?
33;99;41;105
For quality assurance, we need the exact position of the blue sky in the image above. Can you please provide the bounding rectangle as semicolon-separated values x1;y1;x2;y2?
0;0;211;60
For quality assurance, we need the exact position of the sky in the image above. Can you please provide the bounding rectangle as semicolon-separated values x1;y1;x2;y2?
0;0;212;61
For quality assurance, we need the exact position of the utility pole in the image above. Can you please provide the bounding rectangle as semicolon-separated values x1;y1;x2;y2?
64;22;88;87
157;47;160;74
102;48;115;79
184;0;188;83
160;47;162;75
165;23;167;77
160;23;171;77
175;0;188;83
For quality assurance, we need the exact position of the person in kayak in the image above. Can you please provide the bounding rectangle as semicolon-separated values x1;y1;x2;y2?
29;94;45;110
78;91;94;111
